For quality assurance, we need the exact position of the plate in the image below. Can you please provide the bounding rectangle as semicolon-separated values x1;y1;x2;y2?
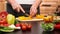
16;18;43;21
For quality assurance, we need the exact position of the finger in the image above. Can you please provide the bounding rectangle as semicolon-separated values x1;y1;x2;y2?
14;8;18;11
14;7;20;12
13;7;17;10
30;8;33;14
31;10;37;17
30;11;35;17
17;8;20;12
15;7;20;12
19;6;25;13
30;10;32;15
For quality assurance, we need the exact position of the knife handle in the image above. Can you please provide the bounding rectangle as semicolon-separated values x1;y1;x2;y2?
24;13;29;16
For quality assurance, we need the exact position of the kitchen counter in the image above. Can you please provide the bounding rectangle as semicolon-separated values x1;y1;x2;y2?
0;22;60;34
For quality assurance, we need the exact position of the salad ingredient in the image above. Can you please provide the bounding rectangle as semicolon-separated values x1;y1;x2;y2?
3;24;9;27
21;25;27;31
14;19;19;25
15;27;21;29
54;24;60;29
7;14;15;24
0;18;7;24
0;11;8;24
41;23;54;31
20;23;25;27
0;11;8;19
16;23;20;27
0;27;14;32
36;14;44;19
9;24;15;29
27;24;32;29
53;20;60;24
18;16;32;20
44;16;53;23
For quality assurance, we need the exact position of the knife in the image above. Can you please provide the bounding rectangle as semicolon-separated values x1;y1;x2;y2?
23;13;29;16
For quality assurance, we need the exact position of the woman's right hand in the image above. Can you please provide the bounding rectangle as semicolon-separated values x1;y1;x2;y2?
11;3;25;13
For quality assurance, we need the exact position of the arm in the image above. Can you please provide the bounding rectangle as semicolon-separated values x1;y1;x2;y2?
30;0;42;17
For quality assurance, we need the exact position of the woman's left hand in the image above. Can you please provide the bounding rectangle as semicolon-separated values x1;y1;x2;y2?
30;6;37;17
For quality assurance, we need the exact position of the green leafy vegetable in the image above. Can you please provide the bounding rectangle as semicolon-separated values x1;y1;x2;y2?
0;27;14;32
41;23;54;31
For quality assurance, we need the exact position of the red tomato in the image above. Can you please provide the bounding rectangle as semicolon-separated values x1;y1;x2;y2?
25;23;28;26
0;18;7;24
16;23;20;27
3;24;9;27
27;24;32;29
54;24;60;29
0;11;8;16
0;24;4;27
0;11;8;24
0;11;8;19
20;23;26;27
21;25;27;31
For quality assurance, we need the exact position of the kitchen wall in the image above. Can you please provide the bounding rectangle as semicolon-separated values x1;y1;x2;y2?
40;0;59;15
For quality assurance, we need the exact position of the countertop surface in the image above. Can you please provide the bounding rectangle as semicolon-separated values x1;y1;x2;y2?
0;21;60;34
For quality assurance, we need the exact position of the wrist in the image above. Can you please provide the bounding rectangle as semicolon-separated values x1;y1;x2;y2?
32;4;38;8
31;5;37;9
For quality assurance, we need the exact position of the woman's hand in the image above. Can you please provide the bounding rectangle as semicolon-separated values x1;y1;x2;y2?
11;3;25;13
30;6;37;17
8;0;25;13
30;0;41;17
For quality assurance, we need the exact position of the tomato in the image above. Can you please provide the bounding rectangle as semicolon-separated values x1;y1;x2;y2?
25;23;28;26
20;23;25;27
27;24;32;29
0;18;7;24
0;11;8;16
0;11;8;19
0;24;4;27
16;23;20;27
54;24;60;29
3;24;9;27
0;11;8;24
21;25;27;31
